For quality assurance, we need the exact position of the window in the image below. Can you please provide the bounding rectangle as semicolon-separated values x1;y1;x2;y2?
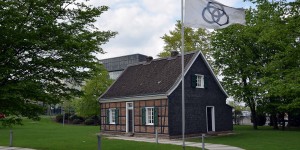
106;108;119;124
146;107;154;125
141;107;158;126
110;108;116;124
191;74;205;88
196;74;204;88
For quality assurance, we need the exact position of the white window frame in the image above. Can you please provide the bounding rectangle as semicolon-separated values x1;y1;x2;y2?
145;107;154;125
196;74;204;88
109;108;116;124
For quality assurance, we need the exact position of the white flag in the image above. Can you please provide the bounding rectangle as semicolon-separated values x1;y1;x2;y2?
185;0;246;29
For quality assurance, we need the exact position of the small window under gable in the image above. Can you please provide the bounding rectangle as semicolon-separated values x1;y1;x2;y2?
192;74;205;88
196;74;204;88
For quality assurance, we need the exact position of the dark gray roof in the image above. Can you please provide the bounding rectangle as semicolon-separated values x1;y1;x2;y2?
100;52;197;99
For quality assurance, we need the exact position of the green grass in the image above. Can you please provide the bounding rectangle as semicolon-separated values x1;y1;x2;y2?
189;125;300;150
0;117;198;150
2;118;300;150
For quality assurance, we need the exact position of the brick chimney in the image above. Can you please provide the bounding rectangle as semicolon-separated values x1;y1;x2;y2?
170;50;179;57
146;56;153;62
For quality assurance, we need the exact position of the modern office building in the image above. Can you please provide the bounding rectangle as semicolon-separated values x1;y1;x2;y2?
101;54;149;80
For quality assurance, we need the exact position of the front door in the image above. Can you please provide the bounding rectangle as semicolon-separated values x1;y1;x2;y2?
128;110;133;132
206;106;215;132
126;102;134;133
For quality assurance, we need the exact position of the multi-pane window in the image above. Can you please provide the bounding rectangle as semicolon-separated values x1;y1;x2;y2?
109;108;116;124
141;107;158;126
106;108;119;125
196;74;204;88
146;107;154;125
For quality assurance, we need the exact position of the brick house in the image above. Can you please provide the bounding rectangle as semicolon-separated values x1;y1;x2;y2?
98;51;232;138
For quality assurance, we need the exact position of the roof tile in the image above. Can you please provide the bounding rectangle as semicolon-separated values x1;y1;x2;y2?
101;52;196;99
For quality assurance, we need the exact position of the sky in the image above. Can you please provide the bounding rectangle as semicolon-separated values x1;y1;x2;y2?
86;0;253;60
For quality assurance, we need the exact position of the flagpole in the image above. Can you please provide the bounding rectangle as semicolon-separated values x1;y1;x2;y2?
181;0;185;149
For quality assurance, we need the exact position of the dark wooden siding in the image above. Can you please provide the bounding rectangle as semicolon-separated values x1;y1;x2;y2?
168;54;232;136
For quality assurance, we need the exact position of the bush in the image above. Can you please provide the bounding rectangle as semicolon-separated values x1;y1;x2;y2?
69;115;79;121
257;113;266;126
90;115;100;121
64;113;72;119
84;118;95;125
56;114;63;123
72;119;83;124
69;115;82;121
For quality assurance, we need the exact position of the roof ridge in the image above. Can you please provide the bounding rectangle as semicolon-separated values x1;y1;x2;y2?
125;50;199;68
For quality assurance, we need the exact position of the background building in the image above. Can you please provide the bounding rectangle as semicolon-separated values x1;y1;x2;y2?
101;54;148;80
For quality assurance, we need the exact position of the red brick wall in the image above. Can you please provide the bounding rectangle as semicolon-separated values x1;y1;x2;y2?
100;99;169;135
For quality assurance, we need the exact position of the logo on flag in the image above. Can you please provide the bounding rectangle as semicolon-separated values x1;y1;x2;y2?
185;0;246;29
202;2;229;26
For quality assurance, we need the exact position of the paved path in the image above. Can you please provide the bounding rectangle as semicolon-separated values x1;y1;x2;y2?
0;146;35;150
107;136;245;150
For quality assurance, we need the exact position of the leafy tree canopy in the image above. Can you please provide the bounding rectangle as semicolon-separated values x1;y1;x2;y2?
158;20;217;73
159;21;211;56
0;0;116;126
74;64;113;117
212;0;299;129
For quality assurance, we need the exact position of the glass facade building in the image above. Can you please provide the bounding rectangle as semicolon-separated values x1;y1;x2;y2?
101;54;148;80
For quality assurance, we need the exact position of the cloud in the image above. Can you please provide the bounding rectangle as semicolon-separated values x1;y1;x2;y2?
91;0;250;59
94;0;180;59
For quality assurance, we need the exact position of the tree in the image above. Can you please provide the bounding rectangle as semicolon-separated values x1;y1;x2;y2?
259;0;300;129
158;21;213;64
212;0;300;129
212;23;263;129
74;64;113;117
0;0;117;126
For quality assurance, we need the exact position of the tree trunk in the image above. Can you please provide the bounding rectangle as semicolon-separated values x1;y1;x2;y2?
280;113;285;131
242;78;258;130
249;101;258;130
272;114;279;130
251;109;258;130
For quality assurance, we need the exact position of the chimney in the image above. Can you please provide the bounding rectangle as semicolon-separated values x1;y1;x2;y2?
146;56;153;62
171;50;179;57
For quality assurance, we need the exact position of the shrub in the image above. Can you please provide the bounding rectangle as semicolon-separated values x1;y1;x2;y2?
69;115;79;121
72;119;82;124
257;113;266;126
90;115;100;121
56;114;63;123
64;113;72;119
84;118;95;125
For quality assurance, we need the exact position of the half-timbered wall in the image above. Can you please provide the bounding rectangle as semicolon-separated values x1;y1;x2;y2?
100;99;169;134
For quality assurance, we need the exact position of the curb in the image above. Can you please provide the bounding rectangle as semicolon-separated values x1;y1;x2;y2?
106;136;245;150
0;146;35;150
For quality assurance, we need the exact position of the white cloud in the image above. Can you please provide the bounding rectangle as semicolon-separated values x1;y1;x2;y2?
94;0;180;59
91;0;250;59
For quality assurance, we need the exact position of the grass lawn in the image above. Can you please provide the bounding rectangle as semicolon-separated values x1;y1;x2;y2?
189;125;300;150
0;117;198;150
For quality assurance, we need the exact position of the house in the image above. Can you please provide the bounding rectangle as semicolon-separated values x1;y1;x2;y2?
100;54;148;80
98;51;233;138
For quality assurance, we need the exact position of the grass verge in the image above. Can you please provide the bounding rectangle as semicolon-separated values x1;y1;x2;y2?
189;125;300;150
0;117;198;150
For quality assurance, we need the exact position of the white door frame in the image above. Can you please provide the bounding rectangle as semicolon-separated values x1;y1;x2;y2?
206;106;215;132
126;102;134;133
